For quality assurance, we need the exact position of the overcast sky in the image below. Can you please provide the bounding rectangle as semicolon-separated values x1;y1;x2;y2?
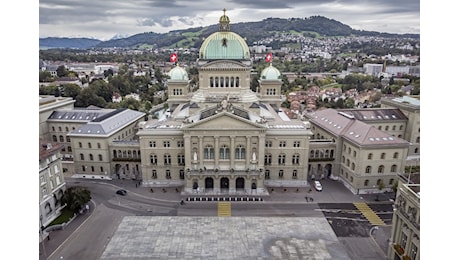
39;0;420;41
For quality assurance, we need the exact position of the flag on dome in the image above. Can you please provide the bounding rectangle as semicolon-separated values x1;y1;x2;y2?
265;52;273;63
170;53;178;63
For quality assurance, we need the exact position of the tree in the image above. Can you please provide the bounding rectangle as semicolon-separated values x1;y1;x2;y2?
60;186;91;213
61;84;81;99
56;65;69;78
39;71;55;82
376;181;385;201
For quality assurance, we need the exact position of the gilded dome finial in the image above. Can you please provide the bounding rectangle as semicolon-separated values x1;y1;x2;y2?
219;8;230;31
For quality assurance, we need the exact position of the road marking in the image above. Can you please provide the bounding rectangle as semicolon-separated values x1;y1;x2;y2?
218;202;231;217
353;202;385;226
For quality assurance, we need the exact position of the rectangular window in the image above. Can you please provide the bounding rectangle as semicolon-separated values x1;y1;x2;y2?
163;141;170;148
265;141;272;147
279;141;286;147
293;141;300;147
177;141;184;147
149;141;156;148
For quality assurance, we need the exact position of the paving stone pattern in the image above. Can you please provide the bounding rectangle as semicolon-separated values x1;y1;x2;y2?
100;216;352;260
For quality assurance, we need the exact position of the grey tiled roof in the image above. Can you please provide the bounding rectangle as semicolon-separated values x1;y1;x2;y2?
306;109;409;147
68;109;145;137
336;108;407;121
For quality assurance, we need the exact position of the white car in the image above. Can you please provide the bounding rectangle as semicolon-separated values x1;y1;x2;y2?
314;181;323;191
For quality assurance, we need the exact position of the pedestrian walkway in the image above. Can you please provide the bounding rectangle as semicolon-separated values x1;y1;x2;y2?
354;202;386;226
217;202;231;216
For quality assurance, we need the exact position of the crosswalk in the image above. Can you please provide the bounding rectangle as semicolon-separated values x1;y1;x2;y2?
217;202;231;216
353;202;385;225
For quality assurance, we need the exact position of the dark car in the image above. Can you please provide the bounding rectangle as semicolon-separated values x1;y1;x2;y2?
116;189;127;196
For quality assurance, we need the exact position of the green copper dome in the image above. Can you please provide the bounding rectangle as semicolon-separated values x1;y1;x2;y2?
260;64;281;80
199;32;250;60
199;9;250;60
168;65;188;81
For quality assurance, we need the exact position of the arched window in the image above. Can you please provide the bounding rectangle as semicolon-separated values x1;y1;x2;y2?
265;170;270;179
89;154;94;161
365;166;371;174
378;165;384;173
177;154;185;165
204;145;214;159
230;77;234;87
416;136;420;143
88;142;92;149
278;154;286;165
164;154;171;165
393;152;399;159
220;145;230;159
391;164;397;172
98;154;103;161
364;180;369;186
380;153;386;159
150;154;157;164
152;170;157;179
235;77;240;87
389;178;394;185
310;150;315;158
220;77;224;87
210;77;214;87
346;159;350;167
80;154;84;160
52;135;57;142
292;154;300;165
264;154;272;165
225;76;229;87
235;145;245;159
59;135;64;142
351;163;355;170
353;151;357;157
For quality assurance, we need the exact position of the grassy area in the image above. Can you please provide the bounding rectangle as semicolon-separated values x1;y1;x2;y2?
47;207;74;227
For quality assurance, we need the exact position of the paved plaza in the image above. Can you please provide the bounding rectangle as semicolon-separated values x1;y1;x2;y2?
100;216;351;260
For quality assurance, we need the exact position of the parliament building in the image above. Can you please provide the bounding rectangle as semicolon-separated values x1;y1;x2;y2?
40;10;417;197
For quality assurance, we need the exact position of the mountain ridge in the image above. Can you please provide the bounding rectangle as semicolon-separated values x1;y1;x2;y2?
39;16;419;49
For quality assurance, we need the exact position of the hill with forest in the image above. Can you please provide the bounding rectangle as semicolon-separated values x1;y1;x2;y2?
39;16;419;49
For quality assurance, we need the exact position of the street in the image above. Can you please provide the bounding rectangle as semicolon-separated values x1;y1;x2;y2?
40;178;394;260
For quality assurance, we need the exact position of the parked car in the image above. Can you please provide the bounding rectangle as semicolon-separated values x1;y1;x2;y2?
314;181;323;191
116;189;127;196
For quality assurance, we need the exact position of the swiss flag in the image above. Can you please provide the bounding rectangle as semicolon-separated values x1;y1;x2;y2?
170;53;178;63
265;52;273;62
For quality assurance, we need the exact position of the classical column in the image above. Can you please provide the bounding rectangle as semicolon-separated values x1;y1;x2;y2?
184;135;191;169
258;134;265;169
246;136;251;166
214;136;219;167
198;136;203;169
230;136;235;169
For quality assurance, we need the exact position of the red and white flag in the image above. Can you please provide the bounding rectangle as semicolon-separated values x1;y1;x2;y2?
170;53;178;62
265;52;273;62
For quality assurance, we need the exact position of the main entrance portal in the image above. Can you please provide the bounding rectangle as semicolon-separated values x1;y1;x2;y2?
220;177;229;190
